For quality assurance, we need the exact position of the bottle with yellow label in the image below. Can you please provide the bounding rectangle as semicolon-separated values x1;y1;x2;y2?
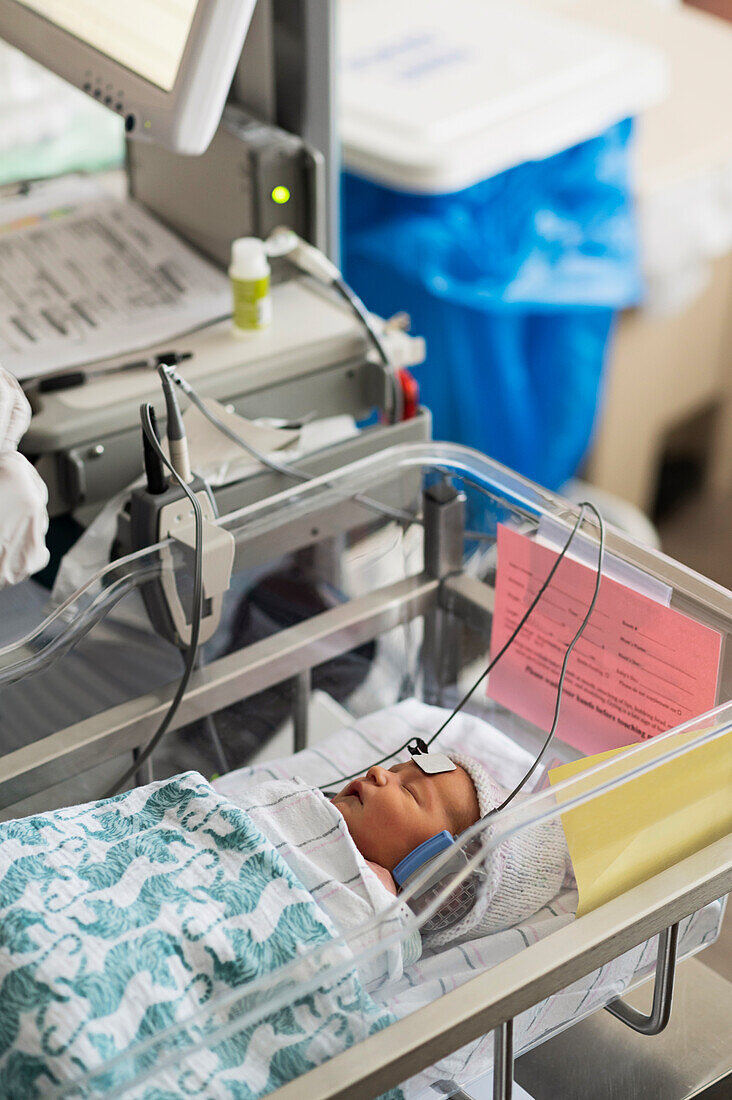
229;237;272;333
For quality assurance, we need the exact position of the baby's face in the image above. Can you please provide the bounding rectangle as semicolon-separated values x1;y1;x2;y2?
332;761;479;871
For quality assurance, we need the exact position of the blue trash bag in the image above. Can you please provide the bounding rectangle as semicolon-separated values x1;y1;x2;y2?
342;118;641;489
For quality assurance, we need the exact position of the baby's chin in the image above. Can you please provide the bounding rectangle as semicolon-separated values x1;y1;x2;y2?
331;795;354;826
331;798;372;855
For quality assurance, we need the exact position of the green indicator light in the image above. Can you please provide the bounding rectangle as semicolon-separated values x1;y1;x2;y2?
144;119;152;129
271;185;291;205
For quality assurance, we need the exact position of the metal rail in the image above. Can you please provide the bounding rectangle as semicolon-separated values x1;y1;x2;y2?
605;922;679;1035
266;835;732;1100
489;923;679;1098
0;547;501;814
0;572;439;812
441;571;495;634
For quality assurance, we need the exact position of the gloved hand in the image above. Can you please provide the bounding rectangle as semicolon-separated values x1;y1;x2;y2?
0;368;49;586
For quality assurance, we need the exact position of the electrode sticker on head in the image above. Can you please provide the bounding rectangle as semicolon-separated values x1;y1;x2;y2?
412;753;456;775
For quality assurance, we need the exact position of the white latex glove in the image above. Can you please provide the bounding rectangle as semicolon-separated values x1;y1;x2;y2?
0;368;49;586
0;367;31;449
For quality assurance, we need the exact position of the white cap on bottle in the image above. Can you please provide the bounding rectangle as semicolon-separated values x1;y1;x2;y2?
230;237;270;280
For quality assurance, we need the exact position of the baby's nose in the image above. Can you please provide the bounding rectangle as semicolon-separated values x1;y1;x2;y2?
366;765;389;786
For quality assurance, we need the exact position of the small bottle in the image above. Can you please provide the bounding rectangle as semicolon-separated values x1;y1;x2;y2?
229;237;272;333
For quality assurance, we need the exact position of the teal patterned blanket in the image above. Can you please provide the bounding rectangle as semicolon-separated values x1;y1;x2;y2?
0;773;400;1099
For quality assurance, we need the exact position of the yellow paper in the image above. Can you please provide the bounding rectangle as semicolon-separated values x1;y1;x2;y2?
549;727;732;917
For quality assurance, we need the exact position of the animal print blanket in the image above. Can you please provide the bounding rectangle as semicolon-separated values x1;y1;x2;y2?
0;772;401;1099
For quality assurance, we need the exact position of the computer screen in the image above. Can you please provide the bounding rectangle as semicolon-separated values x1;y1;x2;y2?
16;1;198;92
0;0;256;153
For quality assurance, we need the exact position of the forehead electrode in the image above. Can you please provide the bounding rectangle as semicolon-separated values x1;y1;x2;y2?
407;738;456;775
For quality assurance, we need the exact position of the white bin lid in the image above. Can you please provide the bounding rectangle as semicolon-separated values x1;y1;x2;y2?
339;0;667;193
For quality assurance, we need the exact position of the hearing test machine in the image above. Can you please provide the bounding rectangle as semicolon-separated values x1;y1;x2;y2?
0;0;428;520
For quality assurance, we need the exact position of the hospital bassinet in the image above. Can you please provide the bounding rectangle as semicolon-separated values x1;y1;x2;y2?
0;442;730;1099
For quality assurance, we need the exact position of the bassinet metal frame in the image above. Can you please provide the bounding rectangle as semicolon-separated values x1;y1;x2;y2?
0;457;729;1100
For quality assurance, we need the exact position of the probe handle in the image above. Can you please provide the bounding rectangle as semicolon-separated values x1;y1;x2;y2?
142;405;167;495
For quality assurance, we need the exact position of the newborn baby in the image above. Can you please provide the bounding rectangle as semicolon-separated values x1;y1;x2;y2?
332;751;571;942
332;757;479;886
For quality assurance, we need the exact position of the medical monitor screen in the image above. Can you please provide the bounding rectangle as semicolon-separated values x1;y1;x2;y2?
0;0;256;153
15;0;198;90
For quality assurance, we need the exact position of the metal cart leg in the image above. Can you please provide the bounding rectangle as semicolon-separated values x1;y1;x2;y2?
493;1018;513;1100
295;534;345;592
293;668;311;751
432;1083;478;1099
605;922;679;1035
430;1018;514;1098
201;712;230;776
195;651;230;775
133;748;154;787
422;483;465;705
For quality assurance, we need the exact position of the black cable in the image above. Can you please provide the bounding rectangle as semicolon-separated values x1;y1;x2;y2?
103;403;204;798
319;502;604;792
269;232;401;422
332;276;402;424
488;501;604;814
332;277;393;370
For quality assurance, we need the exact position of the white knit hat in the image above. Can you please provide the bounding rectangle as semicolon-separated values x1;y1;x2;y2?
445;751;503;823
424;751;571;948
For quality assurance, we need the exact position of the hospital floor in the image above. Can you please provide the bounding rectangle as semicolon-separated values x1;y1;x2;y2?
514;486;732;1100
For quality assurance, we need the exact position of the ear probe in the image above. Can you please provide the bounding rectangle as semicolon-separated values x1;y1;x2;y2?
158;363;192;483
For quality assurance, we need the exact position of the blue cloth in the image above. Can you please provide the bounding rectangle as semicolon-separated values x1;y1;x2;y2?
343;119;640;488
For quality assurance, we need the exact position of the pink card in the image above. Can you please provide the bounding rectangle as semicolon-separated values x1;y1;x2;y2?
488;524;723;754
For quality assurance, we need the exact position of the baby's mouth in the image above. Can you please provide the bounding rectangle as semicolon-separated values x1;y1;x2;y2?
342;779;363;804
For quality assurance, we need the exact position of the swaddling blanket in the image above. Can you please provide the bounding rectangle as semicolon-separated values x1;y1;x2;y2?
0;772;400;1100
227;776;421;989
